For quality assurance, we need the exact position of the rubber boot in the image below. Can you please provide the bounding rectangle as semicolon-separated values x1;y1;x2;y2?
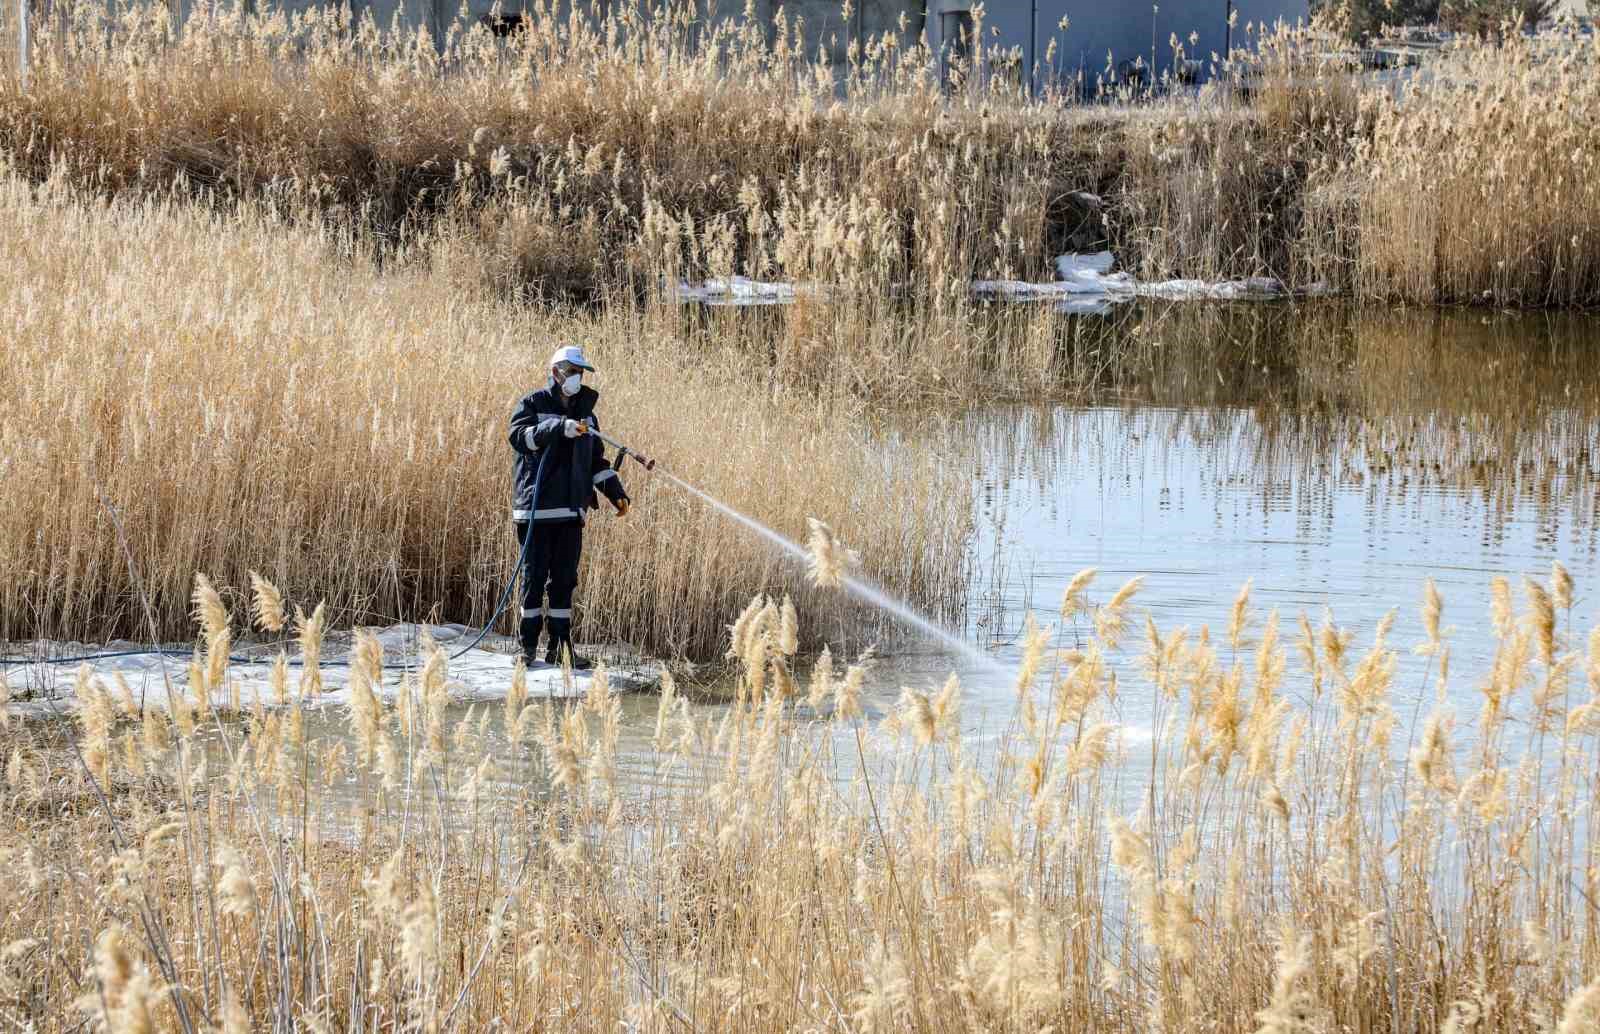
545;636;593;671
519;611;544;669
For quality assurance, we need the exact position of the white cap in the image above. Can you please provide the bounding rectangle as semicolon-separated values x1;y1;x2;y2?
549;344;595;372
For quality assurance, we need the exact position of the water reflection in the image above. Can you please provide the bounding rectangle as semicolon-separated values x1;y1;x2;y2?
207;302;1600;807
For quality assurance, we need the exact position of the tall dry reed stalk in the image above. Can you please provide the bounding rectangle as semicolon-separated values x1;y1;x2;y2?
0;170;969;655
0;569;1594;1031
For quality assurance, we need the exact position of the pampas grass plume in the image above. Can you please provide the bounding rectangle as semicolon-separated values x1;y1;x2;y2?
248;571;286;634
191;573;228;641
806;517;858;589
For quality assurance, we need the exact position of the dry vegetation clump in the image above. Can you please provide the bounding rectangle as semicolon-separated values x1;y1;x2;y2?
0;0;1134;301
0;172;970;654
1;569;1596;1031
1319;26;1600;306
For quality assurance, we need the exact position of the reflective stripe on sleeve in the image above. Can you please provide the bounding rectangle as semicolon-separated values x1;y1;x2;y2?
511;509;531;520
593;469;618;485
523;427;539;451
545;608;573;619
521;608;542;619
533;507;580;520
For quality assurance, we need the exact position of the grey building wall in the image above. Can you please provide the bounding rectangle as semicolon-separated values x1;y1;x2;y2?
927;0;1311;92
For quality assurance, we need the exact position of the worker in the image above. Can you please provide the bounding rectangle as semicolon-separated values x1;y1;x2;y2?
508;345;630;669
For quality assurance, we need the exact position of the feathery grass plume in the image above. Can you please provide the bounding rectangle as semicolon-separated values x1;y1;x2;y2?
5;749;22;788
186;652;212;724
355;628;384;686
400;879;440;989
834;650;873;721
168;676;196;738
1262;782;1290;822
770;657;796;698
204;627;231;702
1059;566;1096;619
1229;579;1253;651
505;657;529;734
1411;707;1458;794
806;645;835;710
1420;577;1443;655
376;733;401;793
91;926;133;1016
727;595;764;660
653;668;678;752
932;672;961;738
850;940;910;1033
214;844;256;919
1320;613;1350;678
256;649;284;706
743;599;776;698
1014;615;1049;698
896;687;936;745
248;571;286;634
347;661;382;770
1589;625;1600;695
778;595;799;656
111;674;138;720
805;517;858;589
1526;577;1556;666
139;706;170;761
1552;560;1574;612
1066;721;1116;776
1253;924;1325;1034
1209;663;1245;775
1491;576;1514;638
1369;608;1395;646
1556;974;1600;1034
75;666;114;788
295;603;326;698
1295;610;1324;696
191;573;228;641
548;707;584;792
1094;576;1145;650
0;683;8;731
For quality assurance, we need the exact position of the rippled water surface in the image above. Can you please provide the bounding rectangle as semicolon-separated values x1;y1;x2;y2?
11;303;1600;797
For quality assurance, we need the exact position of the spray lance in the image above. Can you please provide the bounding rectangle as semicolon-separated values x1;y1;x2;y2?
569;420;658;514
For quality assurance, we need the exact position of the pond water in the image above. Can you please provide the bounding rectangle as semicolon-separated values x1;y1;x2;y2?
9;302;1600;803
487;301;1600;799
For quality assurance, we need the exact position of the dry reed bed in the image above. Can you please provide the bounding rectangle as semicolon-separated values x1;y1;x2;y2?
1311;28;1600;307
1;568;1597;1031
0;1;1320;306
5;9;1598;314
0;172;970;653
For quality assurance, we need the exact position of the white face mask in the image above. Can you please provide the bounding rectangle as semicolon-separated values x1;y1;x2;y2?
560;371;582;397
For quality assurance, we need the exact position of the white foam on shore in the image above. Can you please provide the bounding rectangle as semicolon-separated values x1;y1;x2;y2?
0;623;655;719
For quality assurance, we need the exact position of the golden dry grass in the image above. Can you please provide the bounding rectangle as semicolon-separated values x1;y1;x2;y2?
0;170;970;655
5;7;1594;317
1;570;1596;1031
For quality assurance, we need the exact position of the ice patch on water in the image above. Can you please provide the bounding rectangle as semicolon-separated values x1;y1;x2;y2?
672;251;1325;312
0;624;656;719
974;250;1302;310
672;276;814;306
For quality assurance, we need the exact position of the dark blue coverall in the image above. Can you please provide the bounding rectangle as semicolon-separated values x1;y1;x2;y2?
507;380;628;660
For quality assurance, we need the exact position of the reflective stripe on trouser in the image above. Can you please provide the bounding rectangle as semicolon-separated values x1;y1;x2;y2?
514;520;584;654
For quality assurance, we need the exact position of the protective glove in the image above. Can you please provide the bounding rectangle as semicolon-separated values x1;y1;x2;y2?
563;418;587;438
614;497;631;517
